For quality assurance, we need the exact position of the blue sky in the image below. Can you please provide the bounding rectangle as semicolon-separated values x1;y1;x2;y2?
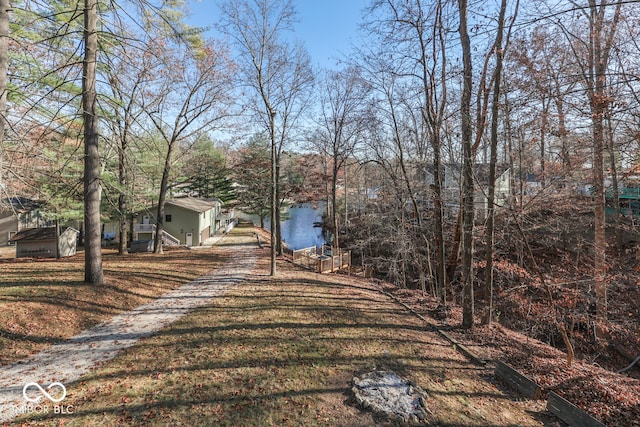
186;0;369;68
293;0;369;67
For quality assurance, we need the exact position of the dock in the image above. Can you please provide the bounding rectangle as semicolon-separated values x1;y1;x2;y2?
291;245;351;274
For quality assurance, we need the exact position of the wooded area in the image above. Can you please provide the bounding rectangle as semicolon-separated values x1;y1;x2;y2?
1;0;639;412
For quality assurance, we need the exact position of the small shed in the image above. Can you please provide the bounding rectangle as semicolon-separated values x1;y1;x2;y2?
0;197;53;246
10;227;79;258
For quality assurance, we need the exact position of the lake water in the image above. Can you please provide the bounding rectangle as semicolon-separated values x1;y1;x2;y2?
260;202;326;250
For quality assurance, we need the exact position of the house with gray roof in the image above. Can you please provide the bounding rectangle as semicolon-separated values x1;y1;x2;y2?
133;197;231;247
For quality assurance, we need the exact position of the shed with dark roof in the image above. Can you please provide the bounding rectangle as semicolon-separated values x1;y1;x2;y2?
0;197;54;246
10;227;79;258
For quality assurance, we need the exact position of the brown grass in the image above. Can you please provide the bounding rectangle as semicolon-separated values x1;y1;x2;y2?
0;245;226;366
12;246;550;426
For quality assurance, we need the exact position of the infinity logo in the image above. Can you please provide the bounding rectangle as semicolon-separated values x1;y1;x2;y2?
22;382;67;403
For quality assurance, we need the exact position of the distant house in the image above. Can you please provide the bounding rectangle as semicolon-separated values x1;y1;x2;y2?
604;174;640;218
425;163;511;219
0;197;54;246
134;197;231;247
521;173;544;195
10;227;79;258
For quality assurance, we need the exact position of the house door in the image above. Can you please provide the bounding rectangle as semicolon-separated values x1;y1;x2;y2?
185;233;193;247
142;215;150;225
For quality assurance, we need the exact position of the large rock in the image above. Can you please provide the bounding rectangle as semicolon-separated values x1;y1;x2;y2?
352;370;429;424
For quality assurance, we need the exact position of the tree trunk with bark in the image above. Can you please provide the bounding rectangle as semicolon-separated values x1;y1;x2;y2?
459;0;474;329
275;159;283;256
270;109;277;275
484;0;509;323
154;145;175;254
118;142;128;254
82;0;104;284
606;116;622;252
332;154;340;248
0;0;7;189
586;0;622;324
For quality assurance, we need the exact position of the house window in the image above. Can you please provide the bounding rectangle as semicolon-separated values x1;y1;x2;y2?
165;214;172;223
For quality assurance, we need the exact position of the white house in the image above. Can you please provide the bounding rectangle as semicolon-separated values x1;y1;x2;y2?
425;163;511;219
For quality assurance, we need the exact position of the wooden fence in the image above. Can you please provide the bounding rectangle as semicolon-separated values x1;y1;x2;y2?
291;245;351;274
292;246;320;270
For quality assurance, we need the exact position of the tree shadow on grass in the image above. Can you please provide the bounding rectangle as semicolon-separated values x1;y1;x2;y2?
7;252;551;426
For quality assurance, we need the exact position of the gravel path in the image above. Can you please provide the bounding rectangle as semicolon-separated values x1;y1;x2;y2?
0;232;258;423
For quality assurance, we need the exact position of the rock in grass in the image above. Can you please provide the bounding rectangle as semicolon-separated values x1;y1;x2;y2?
352;370;428;424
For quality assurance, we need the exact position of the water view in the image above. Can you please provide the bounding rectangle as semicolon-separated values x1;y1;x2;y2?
258;202;326;250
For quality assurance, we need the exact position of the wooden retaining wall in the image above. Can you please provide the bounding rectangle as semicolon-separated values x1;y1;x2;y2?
494;361;607;426
494;361;542;400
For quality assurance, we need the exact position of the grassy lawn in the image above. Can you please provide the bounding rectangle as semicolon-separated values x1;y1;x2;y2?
13;253;546;426
0;244;226;366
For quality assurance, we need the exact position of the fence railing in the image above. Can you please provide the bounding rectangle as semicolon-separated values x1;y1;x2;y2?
606;187;640;199
134;223;155;233
161;231;180;246
292;245;351;274
317;250;351;274
133;223;180;246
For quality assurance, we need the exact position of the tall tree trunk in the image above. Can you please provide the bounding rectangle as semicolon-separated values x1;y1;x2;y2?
540;97;549;188
587;0;622;325
606;116;622;252
55;219;61;259
275;161;283;255
555;96;571;174
118;140;128;254
270;110;277;276
459;0;474;329
332;154;339;248
83;0;104;284
504;89;517;207
592;107;607;321
432;157;446;302
154;145;174;254
429;3;447;299
118;197;128;254
484;0;508;324
0;0;7;189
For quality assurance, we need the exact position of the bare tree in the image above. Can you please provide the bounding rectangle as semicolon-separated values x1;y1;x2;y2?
509;26;579;183
104;35;161;255
363;0;452;299
0;0;7;191
554;0;623;324
219;0;314;276
484;0;518;323
458;0;474;329
313;66;367;248
144;40;235;254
